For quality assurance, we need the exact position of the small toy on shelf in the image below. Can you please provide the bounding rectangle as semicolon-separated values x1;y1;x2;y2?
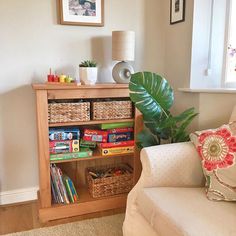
46;68;77;85
59;74;66;83
47;68;54;82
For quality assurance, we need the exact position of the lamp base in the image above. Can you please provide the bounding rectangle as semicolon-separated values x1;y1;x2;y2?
112;61;134;84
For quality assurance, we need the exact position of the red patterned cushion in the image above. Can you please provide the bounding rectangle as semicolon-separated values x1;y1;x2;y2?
190;123;236;201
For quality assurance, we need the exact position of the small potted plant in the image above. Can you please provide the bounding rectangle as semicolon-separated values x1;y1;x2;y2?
79;60;98;85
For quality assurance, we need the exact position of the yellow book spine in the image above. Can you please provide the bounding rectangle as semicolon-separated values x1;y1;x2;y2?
100;146;134;156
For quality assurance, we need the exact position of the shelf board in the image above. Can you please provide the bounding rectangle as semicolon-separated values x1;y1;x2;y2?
49;118;134;127
53;185;128;206
38;186;128;222
50;150;134;164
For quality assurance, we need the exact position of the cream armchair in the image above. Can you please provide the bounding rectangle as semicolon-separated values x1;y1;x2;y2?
123;142;236;236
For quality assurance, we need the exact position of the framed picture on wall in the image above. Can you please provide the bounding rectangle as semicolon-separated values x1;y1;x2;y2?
170;0;185;24
58;0;104;26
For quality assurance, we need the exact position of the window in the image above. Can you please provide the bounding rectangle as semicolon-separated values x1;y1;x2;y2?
225;0;236;86
190;0;235;89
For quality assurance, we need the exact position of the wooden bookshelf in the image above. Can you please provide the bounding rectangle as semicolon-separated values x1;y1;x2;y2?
33;84;142;222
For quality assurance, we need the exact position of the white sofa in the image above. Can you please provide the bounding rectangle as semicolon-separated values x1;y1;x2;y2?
123;142;236;236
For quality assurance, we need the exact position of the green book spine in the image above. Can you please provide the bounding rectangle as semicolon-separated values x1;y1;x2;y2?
50;148;93;161
100;122;134;130
63;177;74;203
66;179;74;203
68;178;79;201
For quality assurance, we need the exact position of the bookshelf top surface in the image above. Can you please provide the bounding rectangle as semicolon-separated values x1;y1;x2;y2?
32;83;129;90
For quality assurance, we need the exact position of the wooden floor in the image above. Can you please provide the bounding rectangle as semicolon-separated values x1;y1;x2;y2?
0;201;125;235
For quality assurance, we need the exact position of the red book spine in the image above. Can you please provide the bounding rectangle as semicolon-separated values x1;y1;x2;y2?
99;140;135;148
107;128;134;134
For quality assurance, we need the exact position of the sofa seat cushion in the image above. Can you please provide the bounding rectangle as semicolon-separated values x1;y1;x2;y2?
136;187;236;236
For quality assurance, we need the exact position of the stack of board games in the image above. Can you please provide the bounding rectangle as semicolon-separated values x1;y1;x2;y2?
49;128;92;161
79;122;135;156
50;164;78;204
97;122;135;156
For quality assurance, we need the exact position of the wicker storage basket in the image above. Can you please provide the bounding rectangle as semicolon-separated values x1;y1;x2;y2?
86;164;133;198
48;102;90;123
92;100;133;120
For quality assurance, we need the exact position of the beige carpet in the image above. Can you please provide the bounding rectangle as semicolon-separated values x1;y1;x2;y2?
5;214;125;236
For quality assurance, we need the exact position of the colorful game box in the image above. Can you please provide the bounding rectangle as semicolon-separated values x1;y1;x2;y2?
50;148;93;161
100;122;134;130
80;139;97;149
108;132;133;143
107;128;134;133
99;146;134;156
49;140;80;154
99;140;134;148
49;128;80;141
83;129;108;143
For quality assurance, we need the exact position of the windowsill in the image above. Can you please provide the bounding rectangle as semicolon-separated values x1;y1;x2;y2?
179;88;236;94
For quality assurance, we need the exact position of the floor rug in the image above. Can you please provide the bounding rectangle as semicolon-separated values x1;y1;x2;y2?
5;214;125;236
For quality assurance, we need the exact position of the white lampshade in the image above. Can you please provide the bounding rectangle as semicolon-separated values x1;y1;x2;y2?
112;31;135;61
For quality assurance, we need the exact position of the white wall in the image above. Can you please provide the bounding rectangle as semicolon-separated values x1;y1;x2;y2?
161;0;199;131
0;0;164;202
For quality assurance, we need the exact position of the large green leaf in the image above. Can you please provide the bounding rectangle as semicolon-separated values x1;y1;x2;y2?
172;112;198;142
129;72;174;120
173;108;197;123
129;71;198;147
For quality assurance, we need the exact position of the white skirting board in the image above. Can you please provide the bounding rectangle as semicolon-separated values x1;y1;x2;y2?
0;187;39;205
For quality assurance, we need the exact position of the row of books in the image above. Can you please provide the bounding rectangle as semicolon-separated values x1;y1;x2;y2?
50;164;78;204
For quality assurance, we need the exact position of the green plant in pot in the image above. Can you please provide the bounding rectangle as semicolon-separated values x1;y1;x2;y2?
129;71;198;148
79;60;98;85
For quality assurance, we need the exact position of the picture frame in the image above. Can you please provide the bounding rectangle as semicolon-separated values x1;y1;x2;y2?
58;0;104;26
170;0;185;25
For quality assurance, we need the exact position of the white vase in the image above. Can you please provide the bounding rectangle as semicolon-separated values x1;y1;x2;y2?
79;67;98;85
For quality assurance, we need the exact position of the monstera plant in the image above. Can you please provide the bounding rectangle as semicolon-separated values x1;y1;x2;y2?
129;72;198;148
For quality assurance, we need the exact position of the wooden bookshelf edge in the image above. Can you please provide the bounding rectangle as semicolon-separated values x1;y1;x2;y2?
32;83;129;90
38;193;127;222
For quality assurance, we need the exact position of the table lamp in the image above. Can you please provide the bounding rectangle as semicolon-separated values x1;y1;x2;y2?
112;31;135;83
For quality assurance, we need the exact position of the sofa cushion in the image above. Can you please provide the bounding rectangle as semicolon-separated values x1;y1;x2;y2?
136;187;236;236
190;124;236;201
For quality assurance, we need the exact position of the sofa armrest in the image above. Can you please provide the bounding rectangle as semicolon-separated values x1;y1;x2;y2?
139;142;205;188
124;142;205;219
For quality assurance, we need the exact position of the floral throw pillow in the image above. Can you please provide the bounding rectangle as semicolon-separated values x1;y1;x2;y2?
190;123;236;201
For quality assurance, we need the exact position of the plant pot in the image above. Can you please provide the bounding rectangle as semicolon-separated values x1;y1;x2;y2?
79;67;98;85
